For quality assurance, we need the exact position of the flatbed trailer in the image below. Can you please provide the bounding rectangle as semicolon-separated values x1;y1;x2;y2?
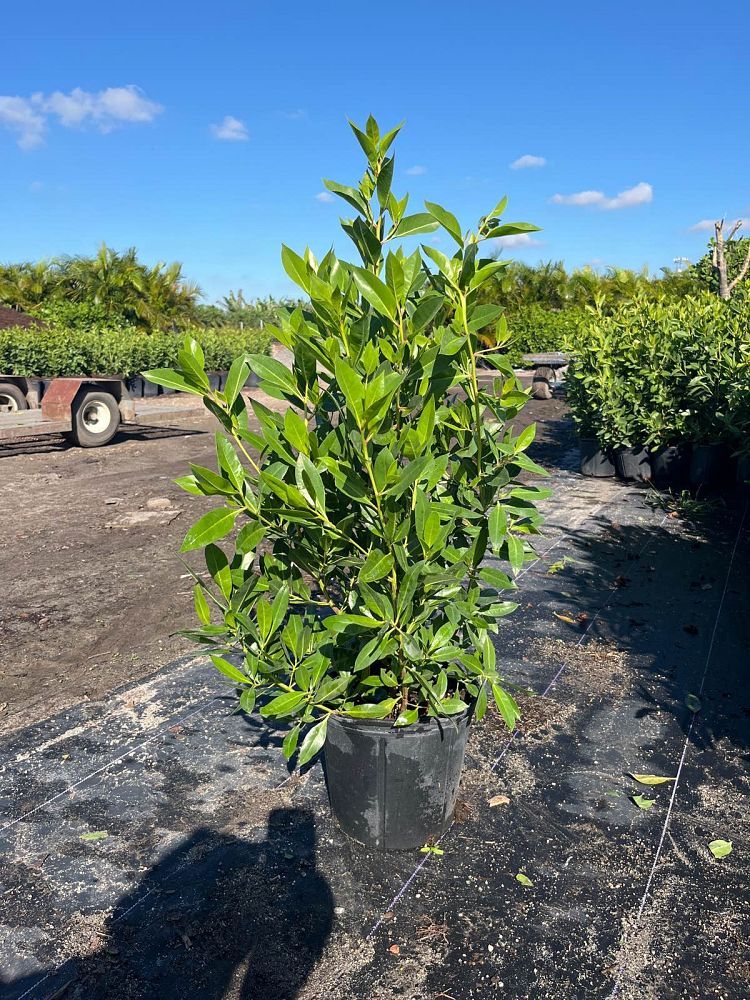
0;376;205;448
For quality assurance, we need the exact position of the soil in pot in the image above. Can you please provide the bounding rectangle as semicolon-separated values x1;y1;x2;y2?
614;445;651;482
579;438;615;478
650;443;690;489
324;711;471;851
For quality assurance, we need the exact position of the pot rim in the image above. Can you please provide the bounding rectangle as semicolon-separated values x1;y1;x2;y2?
328;706;472;734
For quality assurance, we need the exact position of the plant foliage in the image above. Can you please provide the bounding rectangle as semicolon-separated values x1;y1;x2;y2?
566;295;750;453
146;117;549;765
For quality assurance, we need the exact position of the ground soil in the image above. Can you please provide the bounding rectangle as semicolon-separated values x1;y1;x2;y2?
0;384;571;736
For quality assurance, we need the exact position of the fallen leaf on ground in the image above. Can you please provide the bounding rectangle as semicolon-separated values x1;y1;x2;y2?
516;873;533;887
708;839;733;859
553;613;577;625
79;831;109;842
488;794;511;807
613;575;629;588
628;773;676;785
389;944;400;955
632;795;656;810
685;693;702;713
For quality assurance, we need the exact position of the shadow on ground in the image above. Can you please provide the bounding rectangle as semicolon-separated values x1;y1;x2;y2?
4;808;333;1000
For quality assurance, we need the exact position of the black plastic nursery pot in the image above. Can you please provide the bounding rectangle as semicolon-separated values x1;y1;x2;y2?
737;454;750;489
207;371;221;392
650;443;690;489
689;444;732;490
324;711;471;851
614;445;652;482
143;378;159;398
126;376;144;398
579;438;615;478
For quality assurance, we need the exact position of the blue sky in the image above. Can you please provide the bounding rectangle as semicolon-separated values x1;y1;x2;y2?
1;1;748;303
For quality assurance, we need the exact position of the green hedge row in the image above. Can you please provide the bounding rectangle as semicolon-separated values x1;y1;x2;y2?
0;325;272;379
566;295;750;454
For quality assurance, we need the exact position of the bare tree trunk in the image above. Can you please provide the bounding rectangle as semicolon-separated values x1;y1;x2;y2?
712;219;750;300
713;220;730;300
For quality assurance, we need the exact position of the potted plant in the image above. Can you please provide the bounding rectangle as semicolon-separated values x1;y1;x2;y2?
144;117;549;850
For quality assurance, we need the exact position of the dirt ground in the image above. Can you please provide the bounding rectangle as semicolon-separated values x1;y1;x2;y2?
0;384;571;736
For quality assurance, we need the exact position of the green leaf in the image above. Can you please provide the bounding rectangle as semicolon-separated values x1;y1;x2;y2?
351;267;398;319
224;355;250;407
282;725;301;760
239;688;256;715
492;683;520;730
708;839;733;859
392;213;440;239
632;794;656;810
424;201;463;245
489;503;508;549
323;613;382;634
297;717;329;767
210;654;249;685
295;453;326;513
515;873;534;887
507;535;525;575
334;357;365;415
359;549;394;584
515;423;536;452
80;831;109;842
193;584;211;625
142;368;204;395
628;773;676;785
281;245;311;293
323;178;369;216
344;699;398;719
181;508;241;552
479;566;516;590
261;691;307;717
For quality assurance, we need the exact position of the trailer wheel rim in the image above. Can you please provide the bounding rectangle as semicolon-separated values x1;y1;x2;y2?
81;400;113;434
0;392;20;413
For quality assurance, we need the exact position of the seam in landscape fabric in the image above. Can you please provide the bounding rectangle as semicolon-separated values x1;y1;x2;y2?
607;501;748;998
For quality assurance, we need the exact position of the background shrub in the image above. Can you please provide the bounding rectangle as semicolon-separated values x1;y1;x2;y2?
566;295;750;454
0;324;272;378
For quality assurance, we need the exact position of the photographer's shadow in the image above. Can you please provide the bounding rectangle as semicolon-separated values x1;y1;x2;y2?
8;808;332;1000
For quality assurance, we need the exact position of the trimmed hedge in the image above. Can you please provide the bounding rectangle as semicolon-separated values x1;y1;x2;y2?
0;325;272;379
566;295;750;455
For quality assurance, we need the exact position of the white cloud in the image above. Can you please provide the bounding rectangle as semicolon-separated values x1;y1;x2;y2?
551;181;652;211
29;180;44;193
495;233;544;250
0;96;46;149
315;191;334;203
210;115;249;141
689;217;749;232
552;182;654;210
510;154;546;170
283;109;307;121
0;86;163;149
406;164;427;175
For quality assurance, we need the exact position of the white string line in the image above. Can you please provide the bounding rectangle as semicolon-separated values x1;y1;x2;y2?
607;501;748;998
365;491;638;941
0;698;221;840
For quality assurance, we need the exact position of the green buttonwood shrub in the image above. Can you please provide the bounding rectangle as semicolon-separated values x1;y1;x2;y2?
145;116;551;766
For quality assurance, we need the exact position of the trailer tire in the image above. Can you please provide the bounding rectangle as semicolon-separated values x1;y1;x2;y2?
71;391;120;448
0;382;28;413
